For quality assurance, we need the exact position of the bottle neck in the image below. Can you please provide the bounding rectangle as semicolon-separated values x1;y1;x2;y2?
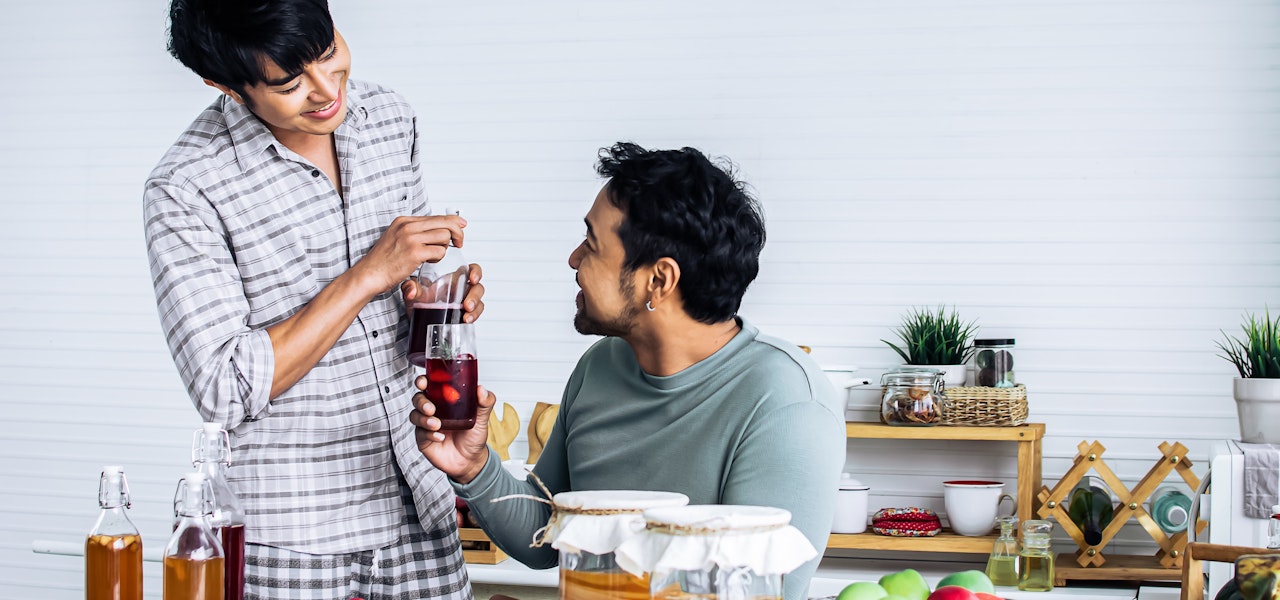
195;460;227;478
91;505;139;537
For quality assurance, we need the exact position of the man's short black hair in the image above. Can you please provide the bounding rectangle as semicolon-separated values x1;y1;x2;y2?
167;0;335;99
596;142;766;324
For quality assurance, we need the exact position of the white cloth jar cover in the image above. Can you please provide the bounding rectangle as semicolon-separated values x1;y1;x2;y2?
613;504;817;577
544;490;689;555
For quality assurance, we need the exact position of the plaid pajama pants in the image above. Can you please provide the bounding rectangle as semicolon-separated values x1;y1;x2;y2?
243;483;472;600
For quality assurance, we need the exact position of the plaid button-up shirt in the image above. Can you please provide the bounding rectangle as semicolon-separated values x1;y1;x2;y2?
144;79;454;554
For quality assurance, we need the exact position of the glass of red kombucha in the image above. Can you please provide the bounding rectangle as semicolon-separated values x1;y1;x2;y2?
423;323;479;430
408;248;469;367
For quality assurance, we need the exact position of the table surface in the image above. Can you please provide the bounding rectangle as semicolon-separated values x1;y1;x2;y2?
466;555;1158;600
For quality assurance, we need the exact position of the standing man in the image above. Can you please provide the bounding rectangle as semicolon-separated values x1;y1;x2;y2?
413;142;846;600
144;1;480;598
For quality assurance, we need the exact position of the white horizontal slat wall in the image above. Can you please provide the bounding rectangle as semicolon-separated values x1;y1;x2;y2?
1;0;1277;596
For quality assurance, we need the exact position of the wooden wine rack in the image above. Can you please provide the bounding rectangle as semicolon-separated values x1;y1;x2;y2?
1036;440;1207;583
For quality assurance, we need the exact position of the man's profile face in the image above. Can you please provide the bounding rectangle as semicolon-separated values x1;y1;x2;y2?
568;186;643;337
237;29;352;146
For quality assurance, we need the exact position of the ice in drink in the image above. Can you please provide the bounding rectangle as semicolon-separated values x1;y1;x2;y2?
408;302;464;366
425;354;478;429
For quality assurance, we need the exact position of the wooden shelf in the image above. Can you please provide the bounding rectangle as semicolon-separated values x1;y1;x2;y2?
831;421;1045;554
829;530;997;553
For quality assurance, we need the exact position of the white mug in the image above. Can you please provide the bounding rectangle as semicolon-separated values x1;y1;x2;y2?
943;480;1017;537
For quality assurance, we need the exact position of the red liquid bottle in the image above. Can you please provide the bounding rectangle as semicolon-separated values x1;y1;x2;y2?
164;473;225;600
85;466;143;600
191;424;246;600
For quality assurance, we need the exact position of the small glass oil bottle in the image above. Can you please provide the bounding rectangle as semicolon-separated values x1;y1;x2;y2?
1018;519;1054;592
1268;504;1280;549
985;515;1019;586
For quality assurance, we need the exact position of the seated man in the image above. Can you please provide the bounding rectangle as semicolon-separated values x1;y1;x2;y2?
413;142;845;600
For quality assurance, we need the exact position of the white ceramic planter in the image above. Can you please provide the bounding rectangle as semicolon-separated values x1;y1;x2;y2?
1234;377;1280;444
917;364;967;387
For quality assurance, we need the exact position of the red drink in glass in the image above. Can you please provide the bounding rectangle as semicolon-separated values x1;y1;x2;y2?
408;302;464;367
425;354;478;430
221;523;245;600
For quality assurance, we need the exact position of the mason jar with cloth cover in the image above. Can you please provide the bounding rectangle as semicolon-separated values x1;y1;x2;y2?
536;489;689;600
613;504;817;600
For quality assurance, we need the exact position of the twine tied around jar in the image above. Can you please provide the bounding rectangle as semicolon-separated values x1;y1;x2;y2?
642;521;787;536
489;472;648;548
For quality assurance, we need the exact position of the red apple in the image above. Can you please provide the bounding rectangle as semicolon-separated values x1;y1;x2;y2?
927;586;979;600
976;594;1005;600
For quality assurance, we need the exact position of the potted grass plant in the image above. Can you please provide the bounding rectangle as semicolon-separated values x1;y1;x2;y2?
1216;307;1280;443
882;305;978;387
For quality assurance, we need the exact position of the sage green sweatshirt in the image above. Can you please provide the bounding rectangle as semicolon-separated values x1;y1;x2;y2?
454;318;846;600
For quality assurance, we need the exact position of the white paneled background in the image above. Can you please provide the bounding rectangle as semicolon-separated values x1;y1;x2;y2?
2;0;1278;597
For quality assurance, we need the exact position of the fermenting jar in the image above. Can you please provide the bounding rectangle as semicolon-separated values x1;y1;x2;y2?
86;466;143;600
1017;519;1054;592
546;490;689;600
880;368;946;426
614;505;817;600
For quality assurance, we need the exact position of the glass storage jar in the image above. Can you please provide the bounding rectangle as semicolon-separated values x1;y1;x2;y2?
546;490;689;600
880;368;946;426
615;505;817;600
974;339;1016;388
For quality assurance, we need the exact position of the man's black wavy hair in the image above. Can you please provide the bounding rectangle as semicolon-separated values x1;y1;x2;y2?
596;142;766;324
167;0;335;100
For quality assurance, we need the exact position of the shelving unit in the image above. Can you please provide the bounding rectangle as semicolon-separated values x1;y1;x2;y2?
828;421;1045;553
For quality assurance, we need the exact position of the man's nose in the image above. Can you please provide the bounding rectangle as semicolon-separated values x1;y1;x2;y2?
568;243;584;269
307;68;338;103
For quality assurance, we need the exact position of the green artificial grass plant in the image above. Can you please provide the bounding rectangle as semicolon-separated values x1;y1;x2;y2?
1217;307;1280;379
882;305;978;366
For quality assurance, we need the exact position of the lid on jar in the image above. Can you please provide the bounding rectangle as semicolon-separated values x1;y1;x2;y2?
614;505;817;577
839;473;870;491
881;368;944;386
975;339;1015;346
544;490;689;556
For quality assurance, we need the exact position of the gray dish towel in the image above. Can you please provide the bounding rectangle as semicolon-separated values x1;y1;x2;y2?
1239;441;1280;519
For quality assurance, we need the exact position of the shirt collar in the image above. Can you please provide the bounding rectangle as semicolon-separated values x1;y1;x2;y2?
223;80;367;171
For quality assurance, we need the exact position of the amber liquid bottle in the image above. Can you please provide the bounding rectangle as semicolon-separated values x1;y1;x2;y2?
85;466;143;600
192;423;246;600
164;473;225;600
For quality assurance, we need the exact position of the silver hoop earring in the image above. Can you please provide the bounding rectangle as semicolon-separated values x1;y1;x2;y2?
645;301;656;312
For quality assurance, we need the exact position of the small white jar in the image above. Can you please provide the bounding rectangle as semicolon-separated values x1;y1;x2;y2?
832;474;870;534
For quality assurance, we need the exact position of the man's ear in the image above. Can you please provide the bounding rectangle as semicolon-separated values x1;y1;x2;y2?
647;257;681;303
204;79;245;105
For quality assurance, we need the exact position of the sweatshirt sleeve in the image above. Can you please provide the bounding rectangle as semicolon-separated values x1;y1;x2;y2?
451;358;584;569
721;395;845;600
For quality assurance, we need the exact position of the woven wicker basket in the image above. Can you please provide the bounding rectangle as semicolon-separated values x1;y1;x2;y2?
941;384;1027;426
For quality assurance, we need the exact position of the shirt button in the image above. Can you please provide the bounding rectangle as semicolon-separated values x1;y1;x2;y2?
371;331;379;338
311;169;321;177
384;385;391;393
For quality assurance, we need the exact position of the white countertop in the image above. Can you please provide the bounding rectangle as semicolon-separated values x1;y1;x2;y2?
466;555;1151;600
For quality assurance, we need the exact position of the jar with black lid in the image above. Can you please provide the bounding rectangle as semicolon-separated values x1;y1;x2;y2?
974;339;1015;388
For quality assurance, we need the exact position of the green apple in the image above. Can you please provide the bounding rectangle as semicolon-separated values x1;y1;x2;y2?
878;568;931;600
837;581;890;600
936;570;995;594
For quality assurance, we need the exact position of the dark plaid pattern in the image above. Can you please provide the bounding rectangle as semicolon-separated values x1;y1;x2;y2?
244;482;471;599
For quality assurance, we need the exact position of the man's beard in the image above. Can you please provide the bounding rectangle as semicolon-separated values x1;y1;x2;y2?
573;274;642;337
